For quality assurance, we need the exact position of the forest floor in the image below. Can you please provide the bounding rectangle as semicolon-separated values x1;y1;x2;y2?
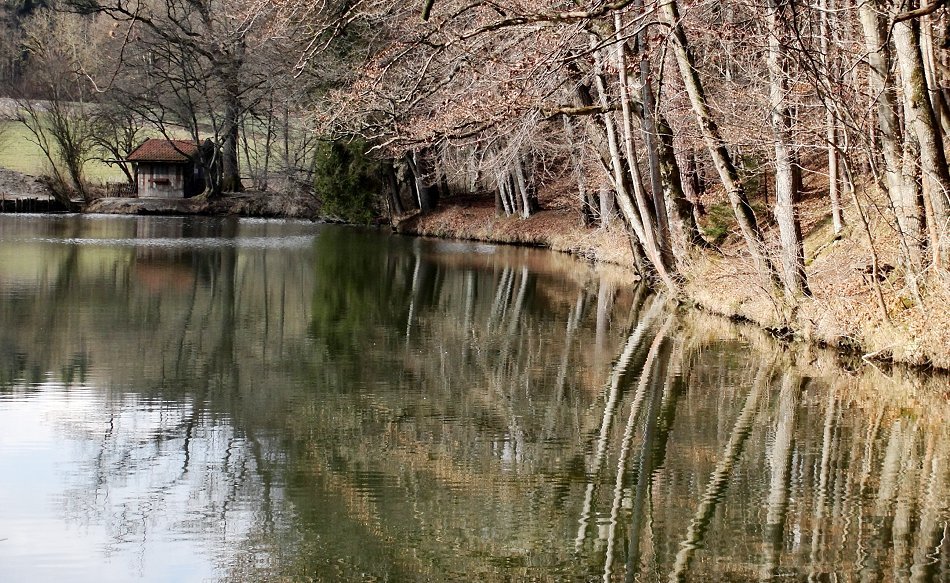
395;179;950;372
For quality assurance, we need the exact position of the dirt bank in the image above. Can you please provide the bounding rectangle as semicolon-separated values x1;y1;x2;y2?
82;190;320;218
0;168;54;201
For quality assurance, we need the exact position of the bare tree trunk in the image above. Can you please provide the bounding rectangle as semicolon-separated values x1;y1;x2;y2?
681;149;706;226
820;0;845;234
920;15;950;138
513;157;534;218
563;116;596;226
508;172;522;216
627;3;703;258
406;151;438;213
827;120;845;234
659;0;779;288
592;36;678;291
766;0;810;298
600;186;615;229
614;12;673;268
859;1;926;273
386;163;404;217
220;57;244;194
656;115;707;250
893;6;950;267
495;171;511;216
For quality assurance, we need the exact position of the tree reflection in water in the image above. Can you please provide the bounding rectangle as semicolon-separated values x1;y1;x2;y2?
0;216;946;582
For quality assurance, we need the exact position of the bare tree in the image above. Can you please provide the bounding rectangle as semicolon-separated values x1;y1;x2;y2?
15;8;98;205
90;104;146;187
75;0;295;196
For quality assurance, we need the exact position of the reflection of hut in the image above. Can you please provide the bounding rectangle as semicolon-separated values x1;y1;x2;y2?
127;139;203;199
134;259;197;293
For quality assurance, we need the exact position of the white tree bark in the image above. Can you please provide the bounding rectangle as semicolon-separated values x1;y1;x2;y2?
858;2;926;272
893;7;950;267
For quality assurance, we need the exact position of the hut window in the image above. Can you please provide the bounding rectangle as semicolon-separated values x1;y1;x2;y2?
151;178;171;185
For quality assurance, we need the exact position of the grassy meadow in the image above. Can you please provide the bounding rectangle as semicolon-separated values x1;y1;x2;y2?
0;113;315;190
0;119;125;183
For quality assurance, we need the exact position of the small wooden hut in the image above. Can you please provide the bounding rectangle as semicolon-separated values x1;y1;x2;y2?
127;139;203;199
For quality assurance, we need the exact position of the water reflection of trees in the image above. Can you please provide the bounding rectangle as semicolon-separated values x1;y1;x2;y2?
0;219;946;581
0;215;321;577
292;229;949;582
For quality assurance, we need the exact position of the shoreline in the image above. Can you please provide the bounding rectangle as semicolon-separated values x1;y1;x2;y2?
2;172;948;372
393;200;950;373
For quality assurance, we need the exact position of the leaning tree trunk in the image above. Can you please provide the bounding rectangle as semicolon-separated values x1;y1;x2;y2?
592;35;678;291
627;3;704;259
920;14;950;137
406;151;439;213
659;0;780;289
892;5;950;268
614;12;673;268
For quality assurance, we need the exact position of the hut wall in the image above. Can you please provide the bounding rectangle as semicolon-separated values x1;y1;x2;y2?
136;163;186;198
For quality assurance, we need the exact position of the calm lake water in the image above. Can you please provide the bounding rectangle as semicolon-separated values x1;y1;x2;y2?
0;214;946;582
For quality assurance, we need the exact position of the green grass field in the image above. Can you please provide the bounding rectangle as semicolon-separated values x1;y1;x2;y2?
0;113;316;189
0;120;126;183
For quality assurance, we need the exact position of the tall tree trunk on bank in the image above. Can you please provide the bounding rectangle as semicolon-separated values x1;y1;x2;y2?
656;116;707;249
614;12;673;268
859;2;926;274
682;149;706;227
563;116;596;226
626;4;705;260
892;6;950;268
659;0;780;289
513;157;537;218
920;15;950;138
820;0;845;234
386;163;405;217
766;0;810;298
219;41;245;194
565;63;613;225
592;36;678;292
406;151;439;213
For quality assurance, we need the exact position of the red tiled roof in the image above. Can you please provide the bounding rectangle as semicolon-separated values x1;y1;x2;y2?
127;139;199;162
